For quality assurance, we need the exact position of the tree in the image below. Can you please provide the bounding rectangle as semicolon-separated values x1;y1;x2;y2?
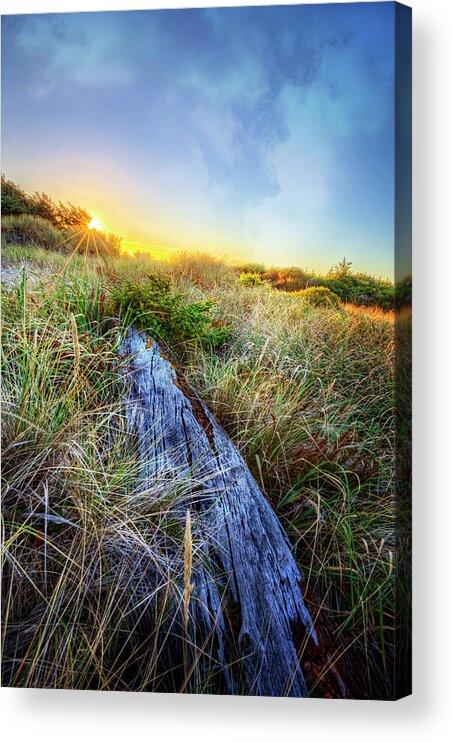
1;174;37;216
32;191;57;224
52;201;91;230
330;256;353;278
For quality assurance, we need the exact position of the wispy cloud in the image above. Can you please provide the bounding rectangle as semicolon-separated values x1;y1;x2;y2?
2;4;395;276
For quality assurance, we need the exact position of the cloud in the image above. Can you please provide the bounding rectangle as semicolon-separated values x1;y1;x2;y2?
3;14;135;93
2;4;395;276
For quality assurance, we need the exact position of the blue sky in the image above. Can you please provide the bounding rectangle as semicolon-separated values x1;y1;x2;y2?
2;3;396;277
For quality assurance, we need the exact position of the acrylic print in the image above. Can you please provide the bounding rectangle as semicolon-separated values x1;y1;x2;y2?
0;3;412;699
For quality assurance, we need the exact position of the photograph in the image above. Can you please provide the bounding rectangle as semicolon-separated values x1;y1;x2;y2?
1;2;412;700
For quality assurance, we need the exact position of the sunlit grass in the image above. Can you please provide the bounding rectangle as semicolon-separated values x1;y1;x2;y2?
1;247;402;697
171;280;397;698
1;270;237;691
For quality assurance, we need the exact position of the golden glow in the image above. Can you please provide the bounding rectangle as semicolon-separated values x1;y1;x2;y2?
88;216;103;231
120;239;175;260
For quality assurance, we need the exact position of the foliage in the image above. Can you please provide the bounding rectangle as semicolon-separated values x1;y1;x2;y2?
36;193;91;230
237;262;266;275
1;174;38;215
238;271;268;288
329;255;353;277
2;174;90;228
86;230;122;257
262;266;310;291
110;273;226;347
296;285;341;307
317;273;394;309
251;258;394;309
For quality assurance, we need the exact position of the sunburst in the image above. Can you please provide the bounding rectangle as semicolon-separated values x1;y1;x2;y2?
57;216;117;273
88;216;103;231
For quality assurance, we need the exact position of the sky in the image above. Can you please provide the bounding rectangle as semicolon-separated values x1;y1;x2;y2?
2;3;398;277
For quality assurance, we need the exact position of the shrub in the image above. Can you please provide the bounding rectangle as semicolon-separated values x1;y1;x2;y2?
1;175;92;229
297;286;341;307
1;174;38;216
110;273;227;347
237;262;266;275
329;256;353;278
262;266;310;292
318;274;394;309
238;272;268;288
1;214;63;248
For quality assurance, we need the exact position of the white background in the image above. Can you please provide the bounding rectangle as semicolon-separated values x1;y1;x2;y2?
0;0;452;739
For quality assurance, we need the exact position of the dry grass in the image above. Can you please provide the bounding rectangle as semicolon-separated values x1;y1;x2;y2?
1;249;405;698
173;282;397;698
1;270;226;691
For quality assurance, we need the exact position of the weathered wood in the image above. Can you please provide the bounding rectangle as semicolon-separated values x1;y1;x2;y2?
122;330;317;697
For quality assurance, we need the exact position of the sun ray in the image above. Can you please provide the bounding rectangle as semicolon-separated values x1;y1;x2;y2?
60;230;90;274
53;227;86;251
91;230;102;266
93;230;117;260
84;229;91;270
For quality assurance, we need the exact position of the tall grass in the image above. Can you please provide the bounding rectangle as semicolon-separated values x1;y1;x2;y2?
0;271;230;691
2;248;400;697
173;283;396;698
2;214;64;249
169;251;236;288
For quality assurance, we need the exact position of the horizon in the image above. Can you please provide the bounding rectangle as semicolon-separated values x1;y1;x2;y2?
2;4;400;280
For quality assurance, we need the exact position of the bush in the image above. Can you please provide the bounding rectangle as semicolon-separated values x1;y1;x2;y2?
1;214;63;248
262;266;310;292
237;262;266;275
1;174;37;216
318;274;394;310
110;273;227;347
238;272;268;288
297;286;341;307
1;175;91;229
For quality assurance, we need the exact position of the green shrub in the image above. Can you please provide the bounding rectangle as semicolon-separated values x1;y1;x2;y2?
1;174;38;216
1;175;91;228
110;273;227;347
238;271;268;288
314;260;395;309
237;262;266;275
33;193;90;231
297;286;341;307
1;214;63;248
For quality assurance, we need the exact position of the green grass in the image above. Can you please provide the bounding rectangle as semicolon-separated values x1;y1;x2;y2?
1;246;402;697
170;281;396;697
1;267;233;691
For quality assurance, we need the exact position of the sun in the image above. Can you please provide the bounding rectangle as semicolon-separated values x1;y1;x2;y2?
88;216;103;231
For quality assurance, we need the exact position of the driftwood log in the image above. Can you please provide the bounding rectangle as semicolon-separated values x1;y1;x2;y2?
122;330;318;697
